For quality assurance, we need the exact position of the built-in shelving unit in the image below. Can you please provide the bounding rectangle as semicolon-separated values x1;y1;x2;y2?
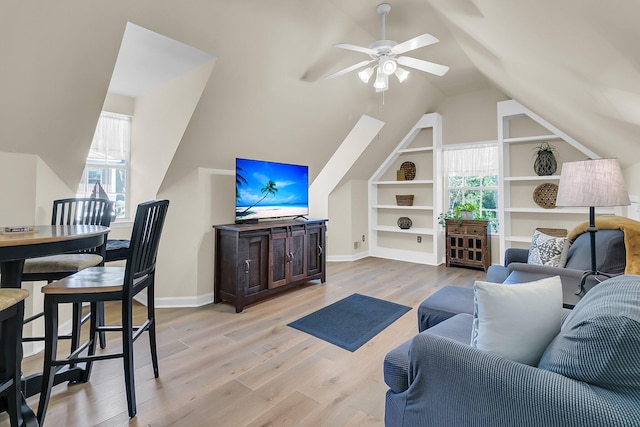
368;113;442;265
497;100;613;261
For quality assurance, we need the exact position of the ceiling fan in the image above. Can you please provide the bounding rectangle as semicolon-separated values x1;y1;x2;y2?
323;3;449;92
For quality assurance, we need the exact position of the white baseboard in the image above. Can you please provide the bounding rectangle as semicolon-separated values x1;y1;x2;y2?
327;251;369;263
152;292;214;308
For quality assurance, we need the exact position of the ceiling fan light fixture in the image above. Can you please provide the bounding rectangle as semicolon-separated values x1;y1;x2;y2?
358;67;375;83
380;58;397;75
395;67;409;82
374;68;388;91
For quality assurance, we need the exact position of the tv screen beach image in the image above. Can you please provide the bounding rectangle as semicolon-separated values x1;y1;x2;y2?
236;158;309;221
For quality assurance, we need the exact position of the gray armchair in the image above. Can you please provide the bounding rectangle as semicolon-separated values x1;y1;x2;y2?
384;275;640;426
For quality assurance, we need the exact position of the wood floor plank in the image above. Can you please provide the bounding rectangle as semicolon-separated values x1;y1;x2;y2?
3;259;483;427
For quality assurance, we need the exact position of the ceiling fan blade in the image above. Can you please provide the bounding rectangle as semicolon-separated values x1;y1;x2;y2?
397;56;449;76
322;59;375;80
334;43;377;56
392;34;439;55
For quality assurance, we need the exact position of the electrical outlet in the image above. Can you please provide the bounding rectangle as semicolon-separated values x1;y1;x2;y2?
417;236;422;243
362;234;365;242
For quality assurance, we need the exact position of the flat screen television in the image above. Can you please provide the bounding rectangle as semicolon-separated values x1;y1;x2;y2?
235;157;309;223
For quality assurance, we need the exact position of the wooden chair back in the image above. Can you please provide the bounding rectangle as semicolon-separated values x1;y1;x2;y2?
52;198;114;227
124;200;170;291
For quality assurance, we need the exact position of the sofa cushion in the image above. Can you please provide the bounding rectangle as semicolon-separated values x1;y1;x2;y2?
417;286;474;332
538;275;640;396
471;277;563;365
527;230;569;267
564;229;625;273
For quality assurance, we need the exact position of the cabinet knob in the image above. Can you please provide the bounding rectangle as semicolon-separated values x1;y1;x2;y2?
244;259;251;273
318;245;323;255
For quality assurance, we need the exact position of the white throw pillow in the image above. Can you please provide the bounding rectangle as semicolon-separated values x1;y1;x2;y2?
471;276;563;366
527;230;569;267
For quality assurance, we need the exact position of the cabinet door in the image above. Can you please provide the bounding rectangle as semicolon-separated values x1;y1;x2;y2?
464;235;486;266
288;226;307;283
239;232;270;295
447;234;467;264
307;224;324;277
269;228;289;288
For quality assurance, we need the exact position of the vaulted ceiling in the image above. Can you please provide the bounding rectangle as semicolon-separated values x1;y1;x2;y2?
1;0;638;191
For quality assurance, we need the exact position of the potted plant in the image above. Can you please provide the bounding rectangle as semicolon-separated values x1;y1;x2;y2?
438;202;480;227
533;142;558;176
456;202;478;220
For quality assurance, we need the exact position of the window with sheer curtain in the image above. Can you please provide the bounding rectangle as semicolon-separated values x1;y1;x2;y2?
76;112;130;219
443;143;499;231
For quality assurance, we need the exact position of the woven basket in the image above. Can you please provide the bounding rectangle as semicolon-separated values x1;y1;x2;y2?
395;195;414;206
397;217;412;229
533;183;558;209
400;161;416;180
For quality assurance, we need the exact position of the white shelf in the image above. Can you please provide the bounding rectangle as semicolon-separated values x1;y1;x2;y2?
368;113;443;266
504;135;559;144
397;147;433;154
373;225;434;235
504;175;561;181
373;205;433;210
505;207;615;214
374;179;433;185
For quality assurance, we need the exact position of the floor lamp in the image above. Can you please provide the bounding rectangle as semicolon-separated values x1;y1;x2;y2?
555;158;630;294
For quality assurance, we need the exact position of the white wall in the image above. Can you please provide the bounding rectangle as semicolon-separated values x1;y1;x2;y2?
154;167;235;306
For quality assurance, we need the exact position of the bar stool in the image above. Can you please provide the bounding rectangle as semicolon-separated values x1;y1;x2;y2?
0;288;36;427
37;200;169;425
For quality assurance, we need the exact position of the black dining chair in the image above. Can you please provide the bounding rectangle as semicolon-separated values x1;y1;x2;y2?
37;200;169;425
22;197;113;350
0;288;37;427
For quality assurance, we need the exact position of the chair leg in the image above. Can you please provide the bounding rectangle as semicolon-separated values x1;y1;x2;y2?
147;285;159;378
37;297;59;427
4;302;24;427
97;302;107;349
122;298;137;418
70;302;83;371
82;302;99;383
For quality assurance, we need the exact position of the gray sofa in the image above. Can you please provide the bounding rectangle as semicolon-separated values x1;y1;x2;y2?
383;275;640;426
416;229;626;332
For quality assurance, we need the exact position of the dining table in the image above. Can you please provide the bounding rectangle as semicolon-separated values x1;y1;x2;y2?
0;224;110;423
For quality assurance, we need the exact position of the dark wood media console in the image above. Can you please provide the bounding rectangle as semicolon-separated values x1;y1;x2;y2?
213;219;327;312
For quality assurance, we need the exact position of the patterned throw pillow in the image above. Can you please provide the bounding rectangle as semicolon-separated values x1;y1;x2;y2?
527;230;569;267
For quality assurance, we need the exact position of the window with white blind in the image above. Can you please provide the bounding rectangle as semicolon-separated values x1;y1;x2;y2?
76;112;130;219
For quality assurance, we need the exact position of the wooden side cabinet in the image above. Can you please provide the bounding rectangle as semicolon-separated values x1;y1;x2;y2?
445;219;491;271
214;219;327;312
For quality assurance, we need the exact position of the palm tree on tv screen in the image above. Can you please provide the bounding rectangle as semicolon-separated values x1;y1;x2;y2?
236;166;248;200
241;180;278;214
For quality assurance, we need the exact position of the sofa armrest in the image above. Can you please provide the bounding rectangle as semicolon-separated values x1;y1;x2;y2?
506;262;586;279
385;333;637;427
504;247;529;265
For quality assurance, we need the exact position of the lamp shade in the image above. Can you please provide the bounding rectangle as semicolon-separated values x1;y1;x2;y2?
556;158;630;207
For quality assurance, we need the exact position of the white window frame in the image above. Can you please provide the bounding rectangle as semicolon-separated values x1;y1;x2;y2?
77;111;131;220
443;142;500;232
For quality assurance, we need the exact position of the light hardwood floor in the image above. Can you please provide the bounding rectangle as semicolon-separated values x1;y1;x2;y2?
9;258;484;427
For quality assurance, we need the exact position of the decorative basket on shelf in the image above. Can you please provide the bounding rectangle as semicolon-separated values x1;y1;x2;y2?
533;142;558;176
395;195;415;206
397;217;413;229
533;183;558;209
400;161;416;180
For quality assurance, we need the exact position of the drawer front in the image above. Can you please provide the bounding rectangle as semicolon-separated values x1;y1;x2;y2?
466;226;485;235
